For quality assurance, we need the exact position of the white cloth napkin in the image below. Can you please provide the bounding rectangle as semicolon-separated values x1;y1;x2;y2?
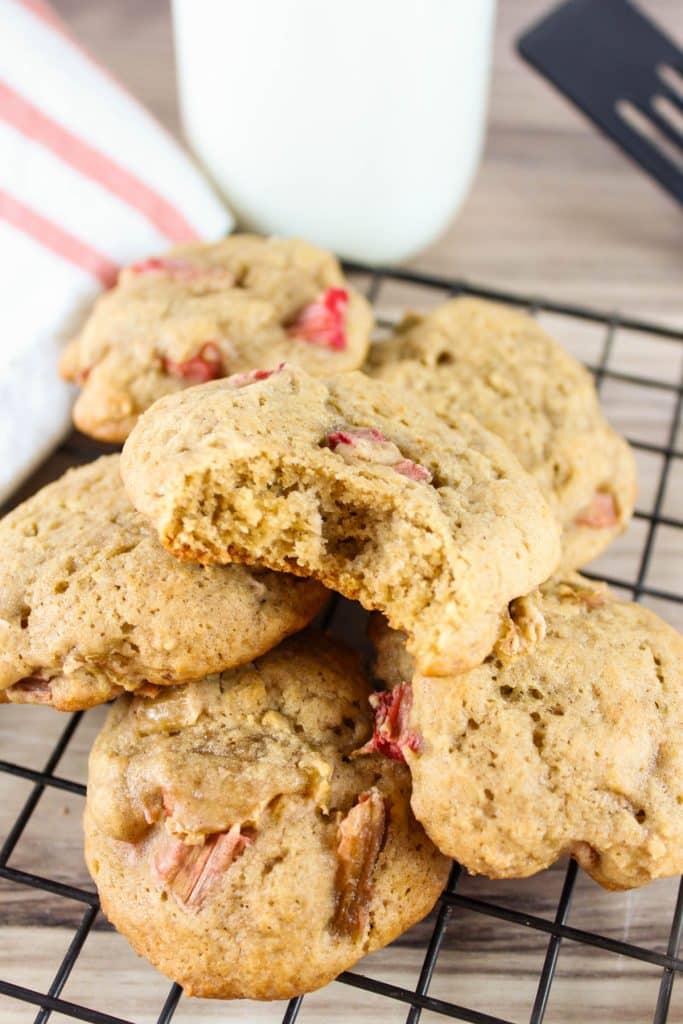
0;0;233;503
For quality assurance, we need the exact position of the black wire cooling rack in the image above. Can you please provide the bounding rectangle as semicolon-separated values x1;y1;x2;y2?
1;263;683;1024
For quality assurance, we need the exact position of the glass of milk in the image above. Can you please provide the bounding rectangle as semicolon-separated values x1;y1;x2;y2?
173;0;496;263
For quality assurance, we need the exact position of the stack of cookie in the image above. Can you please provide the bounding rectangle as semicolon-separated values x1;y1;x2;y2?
2;235;682;1001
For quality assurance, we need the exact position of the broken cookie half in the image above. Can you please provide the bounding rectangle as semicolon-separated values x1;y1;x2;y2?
84;632;449;1000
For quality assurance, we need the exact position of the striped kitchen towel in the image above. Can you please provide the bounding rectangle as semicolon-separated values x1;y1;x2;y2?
0;0;233;503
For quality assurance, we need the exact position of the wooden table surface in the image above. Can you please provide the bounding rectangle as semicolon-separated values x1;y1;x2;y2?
2;2;683;1023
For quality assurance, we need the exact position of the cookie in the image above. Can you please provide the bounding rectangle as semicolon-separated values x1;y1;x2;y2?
121;365;561;677
366;298;636;570
367;577;683;890
84;632;450;999
60;235;374;442
368;614;414;691
0;456;327;711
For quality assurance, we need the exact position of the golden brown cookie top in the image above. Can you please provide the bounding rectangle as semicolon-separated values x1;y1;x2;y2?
369;576;683;890
85;633;449;999
88;631;372;844
367;297;636;570
60;234;374;442
121;365;561;676
0;455;327;710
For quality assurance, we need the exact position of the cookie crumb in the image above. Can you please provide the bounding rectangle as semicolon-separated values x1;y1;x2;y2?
494;594;547;662
575;491;618;529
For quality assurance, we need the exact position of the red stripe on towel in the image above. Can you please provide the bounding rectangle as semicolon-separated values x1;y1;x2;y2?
14;0;67;34
0;81;199;245
0;190;119;286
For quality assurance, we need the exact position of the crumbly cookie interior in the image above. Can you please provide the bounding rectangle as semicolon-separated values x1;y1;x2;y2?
122;369;561;676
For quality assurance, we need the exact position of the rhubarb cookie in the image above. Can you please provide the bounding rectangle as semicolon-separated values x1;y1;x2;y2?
121;366;561;677
0;456;327;711
60;235;373;442
368;577;683;890
367;298;636;570
84;633;450;999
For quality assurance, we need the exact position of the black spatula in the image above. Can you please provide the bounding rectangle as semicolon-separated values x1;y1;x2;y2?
518;0;683;204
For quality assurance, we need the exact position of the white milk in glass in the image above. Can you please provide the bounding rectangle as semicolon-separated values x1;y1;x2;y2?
173;0;496;263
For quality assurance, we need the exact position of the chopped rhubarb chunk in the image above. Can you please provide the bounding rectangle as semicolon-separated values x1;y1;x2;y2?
289;287;349;350
152;834;189;883
7;677;52;704
575;491;618;529
392;458;432;483
163;342;224;383
128;258;233;285
356;683;421;764
326;427;432;483
187;825;250;907
130;257;185;276
332;788;387;939
152;823;251;907
327;427;387;449
227;363;286;389
142;804;158;826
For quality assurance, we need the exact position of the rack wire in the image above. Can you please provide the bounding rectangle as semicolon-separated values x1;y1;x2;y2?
1;263;682;1024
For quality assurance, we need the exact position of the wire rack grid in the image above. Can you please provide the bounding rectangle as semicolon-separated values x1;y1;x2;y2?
0;263;682;1024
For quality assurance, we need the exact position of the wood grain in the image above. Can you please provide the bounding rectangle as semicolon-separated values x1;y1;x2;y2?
1;1;683;1022
50;0;683;318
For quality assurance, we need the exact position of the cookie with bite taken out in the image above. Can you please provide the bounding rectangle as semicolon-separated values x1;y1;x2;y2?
121;365;561;677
